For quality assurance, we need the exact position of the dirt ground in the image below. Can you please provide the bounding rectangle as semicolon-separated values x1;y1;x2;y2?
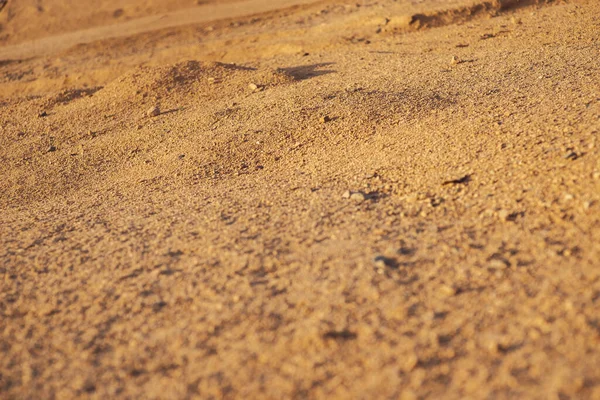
1;0;599;398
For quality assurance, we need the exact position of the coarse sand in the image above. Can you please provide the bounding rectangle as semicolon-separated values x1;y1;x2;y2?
1;0;600;398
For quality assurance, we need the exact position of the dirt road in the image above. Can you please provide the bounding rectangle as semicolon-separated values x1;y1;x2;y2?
1;0;599;398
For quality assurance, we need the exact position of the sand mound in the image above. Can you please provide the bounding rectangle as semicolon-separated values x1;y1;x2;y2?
94;60;295;104
0;59;302;208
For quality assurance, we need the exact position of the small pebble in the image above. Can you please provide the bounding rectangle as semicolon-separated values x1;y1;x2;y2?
439;285;457;297
592;171;600;180
342;190;351;199
320;115;332;123
480;334;500;354
146;105;160;117
450;56;459;65
248;83;258;91
47;145;57;153
400;354;419;373
374;255;397;269
498;209;510;222
488;259;508;270
350;192;367;203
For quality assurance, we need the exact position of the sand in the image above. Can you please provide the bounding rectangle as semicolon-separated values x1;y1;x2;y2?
1;0;600;398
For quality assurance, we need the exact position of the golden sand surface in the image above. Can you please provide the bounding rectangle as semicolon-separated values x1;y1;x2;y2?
1;0;599;398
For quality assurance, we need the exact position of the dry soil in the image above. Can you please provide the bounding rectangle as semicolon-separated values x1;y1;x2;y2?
1;0;600;399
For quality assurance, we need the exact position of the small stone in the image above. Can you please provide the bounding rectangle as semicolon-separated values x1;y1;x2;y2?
350;192;367;203
47;145;56;153
320;115;332;123
439;285;456;297
342;190;351;199
38;111;48;118
400;353;418;374
592;171;600;180
488;259;508;270
511;16;522;25
450;56;459;65
248;83;258;91
480;334;500;354
146;105;160;117
497;209;510;222
374;255;397;269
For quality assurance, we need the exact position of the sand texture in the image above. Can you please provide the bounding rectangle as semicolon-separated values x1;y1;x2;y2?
1;0;600;398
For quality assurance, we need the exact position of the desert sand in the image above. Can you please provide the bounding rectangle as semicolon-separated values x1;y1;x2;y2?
1;0;599;398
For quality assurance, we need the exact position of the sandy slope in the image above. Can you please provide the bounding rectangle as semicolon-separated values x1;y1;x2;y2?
0;0;238;45
1;0;600;398
0;0;322;59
